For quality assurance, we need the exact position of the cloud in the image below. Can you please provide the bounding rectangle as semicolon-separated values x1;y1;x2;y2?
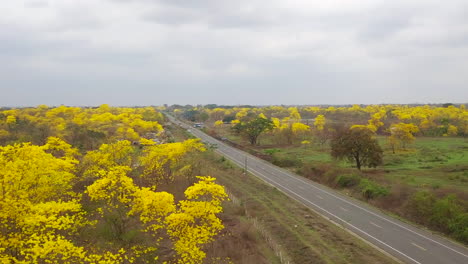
0;0;467;106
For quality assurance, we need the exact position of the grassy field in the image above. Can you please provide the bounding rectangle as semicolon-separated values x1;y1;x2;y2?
204;124;468;243
169;124;398;264
265;136;468;193
379;137;468;191
216;123;468;194
167;124;281;264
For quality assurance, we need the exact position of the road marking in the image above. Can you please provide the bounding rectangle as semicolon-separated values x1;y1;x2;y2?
213;149;421;264
370;222;383;229
412;243;427;251
316;195;324;200
340;207;349;212
241;166;422;264
170;118;468;262
298;186;306;190
224;147;468;259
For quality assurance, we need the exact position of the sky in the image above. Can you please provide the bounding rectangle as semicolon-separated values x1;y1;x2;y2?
1;0;467;106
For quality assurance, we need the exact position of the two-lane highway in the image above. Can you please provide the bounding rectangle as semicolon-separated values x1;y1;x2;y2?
167;115;468;264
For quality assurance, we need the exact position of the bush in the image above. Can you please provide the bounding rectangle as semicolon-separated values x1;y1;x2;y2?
358;179;389;200
405;192;468;242
430;194;463;231
272;156;302;168
322;169;340;185
449;213;468;243
264;148;281;156
336;174;361;188
405;191;436;224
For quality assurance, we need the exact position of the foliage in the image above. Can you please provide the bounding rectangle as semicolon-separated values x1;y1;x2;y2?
178;104;468;244
358;179;389;199
314;115;326;131
449;213;468;242
331;127;383;170
0;105;229;263
139;139;206;185
388;123;419;151
271;119;311;145
406;191;437;224
430;194;463;230
166;176;228;264
176;104;468;138
0;139;77;203
80;140;135;179
0;140;90;263
336;173;361;188
87;168;227;264
272;155;303;168
0;105;163;150
232;117;274;145
407;192;468;243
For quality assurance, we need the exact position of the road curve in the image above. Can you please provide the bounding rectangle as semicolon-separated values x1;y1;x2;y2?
167;115;468;264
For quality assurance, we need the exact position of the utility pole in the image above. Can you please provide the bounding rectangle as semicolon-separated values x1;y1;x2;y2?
244;156;247;174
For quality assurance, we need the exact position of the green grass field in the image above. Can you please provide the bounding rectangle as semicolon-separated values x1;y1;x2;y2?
214;123;468;194
379;136;468;191
207;126;468;244
172;124;397;263
280;138;465;192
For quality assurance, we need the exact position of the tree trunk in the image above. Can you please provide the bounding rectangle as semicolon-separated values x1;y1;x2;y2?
355;153;361;170
249;136;257;145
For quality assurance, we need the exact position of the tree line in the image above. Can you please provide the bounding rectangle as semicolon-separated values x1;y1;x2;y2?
0;105;229;263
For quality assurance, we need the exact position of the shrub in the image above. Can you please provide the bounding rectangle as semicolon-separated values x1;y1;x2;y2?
322;169;340;185
449;213;468;243
336;174;361;188
430;194;463;231
405;191;436;224
272;156;302;168
358;179;389;200
264;148;281;156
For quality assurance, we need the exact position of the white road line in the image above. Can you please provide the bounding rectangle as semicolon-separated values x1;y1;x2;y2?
172;118;468;261
370;222;383;229
412;243;427;251
316;195;324;200
242;166;422;264
214;148;421;264
221;143;468;259
340;207;349;212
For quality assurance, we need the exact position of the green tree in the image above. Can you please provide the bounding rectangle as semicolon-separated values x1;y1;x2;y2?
232;117;274;145
331;127;383;170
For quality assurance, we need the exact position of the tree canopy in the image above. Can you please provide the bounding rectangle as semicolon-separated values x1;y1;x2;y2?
232;117;274;145
331;127;383;170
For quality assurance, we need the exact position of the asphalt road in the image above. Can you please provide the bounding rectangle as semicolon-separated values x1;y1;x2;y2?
167;115;468;264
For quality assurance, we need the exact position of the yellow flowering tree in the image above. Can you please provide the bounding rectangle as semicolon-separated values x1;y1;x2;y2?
0;140;88;263
165;176;228;264
139;139;205;185
86;165;227;264
388;123;419;151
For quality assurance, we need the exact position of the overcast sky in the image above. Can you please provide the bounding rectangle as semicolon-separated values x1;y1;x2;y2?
1;0;467;106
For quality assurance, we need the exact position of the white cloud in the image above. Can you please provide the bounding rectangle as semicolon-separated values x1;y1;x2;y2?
1;0;467;105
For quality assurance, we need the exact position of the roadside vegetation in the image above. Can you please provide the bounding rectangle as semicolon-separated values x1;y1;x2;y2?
167;123;397;264
173;104;468;244
0;105;279;263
